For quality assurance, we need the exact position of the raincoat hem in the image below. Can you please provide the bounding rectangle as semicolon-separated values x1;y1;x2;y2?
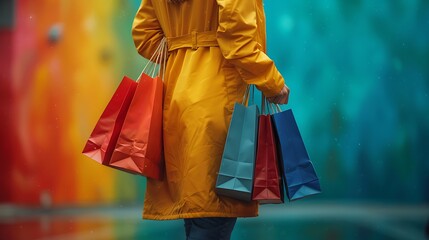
142;212;258;220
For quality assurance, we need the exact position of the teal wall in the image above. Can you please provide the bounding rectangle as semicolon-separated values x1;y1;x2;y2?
263;0;429;203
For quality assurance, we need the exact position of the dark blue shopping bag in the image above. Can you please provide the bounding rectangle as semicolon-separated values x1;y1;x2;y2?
272;109;321;201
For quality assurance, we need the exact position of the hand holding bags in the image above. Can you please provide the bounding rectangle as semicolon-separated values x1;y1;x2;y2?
215;86;259;201
82;38;167;179
272;107;321;201
216;86;321;202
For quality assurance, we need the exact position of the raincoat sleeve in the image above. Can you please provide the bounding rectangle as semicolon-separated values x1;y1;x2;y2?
216;0;285;97
132;0;164;59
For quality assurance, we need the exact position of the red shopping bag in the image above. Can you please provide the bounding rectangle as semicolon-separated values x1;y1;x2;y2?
109;73;164;180
82;76;137;165
252;113;284;204
83;37;166;179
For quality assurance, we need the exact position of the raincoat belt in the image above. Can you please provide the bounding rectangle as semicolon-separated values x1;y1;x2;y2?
167;31;218;51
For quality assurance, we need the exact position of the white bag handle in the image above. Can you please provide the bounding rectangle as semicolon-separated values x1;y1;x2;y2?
138;37;168;81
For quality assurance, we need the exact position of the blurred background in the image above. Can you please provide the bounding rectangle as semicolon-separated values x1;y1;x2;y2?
0;0;428;239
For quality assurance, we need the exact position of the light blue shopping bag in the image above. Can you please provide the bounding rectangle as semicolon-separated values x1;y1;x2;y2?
215;86;259;201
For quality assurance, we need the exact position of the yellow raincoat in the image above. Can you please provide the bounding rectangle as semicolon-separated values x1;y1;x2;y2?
132;0;285;220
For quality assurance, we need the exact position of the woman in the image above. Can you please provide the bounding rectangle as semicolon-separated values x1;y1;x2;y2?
132;0;290;239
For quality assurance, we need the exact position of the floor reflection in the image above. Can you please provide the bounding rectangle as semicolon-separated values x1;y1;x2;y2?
0;203;428;240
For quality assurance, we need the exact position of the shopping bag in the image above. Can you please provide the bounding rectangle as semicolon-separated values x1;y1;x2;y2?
216;86;259;201
272;109;321;201
83;37;166;179
82;76;137;165
109;73;164;180
252;112;284;204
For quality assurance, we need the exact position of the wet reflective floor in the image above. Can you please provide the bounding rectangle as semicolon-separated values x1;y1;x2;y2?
1;203;428;240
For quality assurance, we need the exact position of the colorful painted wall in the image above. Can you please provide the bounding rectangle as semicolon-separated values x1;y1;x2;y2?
0;0;147;206
0;0;428;207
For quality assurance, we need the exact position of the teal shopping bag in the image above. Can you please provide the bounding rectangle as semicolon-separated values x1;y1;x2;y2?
215;86;259;201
